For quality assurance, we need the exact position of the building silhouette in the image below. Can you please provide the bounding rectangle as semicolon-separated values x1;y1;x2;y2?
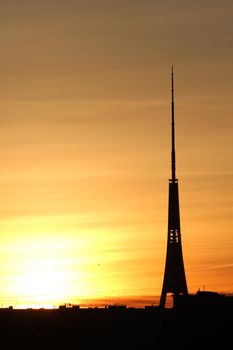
160;67;188;307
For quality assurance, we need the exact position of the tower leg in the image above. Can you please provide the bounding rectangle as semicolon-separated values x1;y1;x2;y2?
159;289;166;308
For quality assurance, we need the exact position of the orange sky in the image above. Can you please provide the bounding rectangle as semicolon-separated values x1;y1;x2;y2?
0;0;232;308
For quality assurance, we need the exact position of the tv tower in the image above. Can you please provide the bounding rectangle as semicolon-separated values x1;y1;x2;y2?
159;67;188;308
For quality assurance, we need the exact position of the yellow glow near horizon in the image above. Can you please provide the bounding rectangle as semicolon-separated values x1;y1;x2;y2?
0;213;165;308
0;233;75;307
1;209;232;308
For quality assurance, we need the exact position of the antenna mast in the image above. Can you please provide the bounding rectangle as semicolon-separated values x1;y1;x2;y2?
171;66;176;182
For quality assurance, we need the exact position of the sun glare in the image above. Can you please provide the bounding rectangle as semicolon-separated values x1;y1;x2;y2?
0;232;90;308
15;257;70;308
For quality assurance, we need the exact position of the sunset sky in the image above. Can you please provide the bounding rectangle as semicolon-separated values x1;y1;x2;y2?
0;0;232;308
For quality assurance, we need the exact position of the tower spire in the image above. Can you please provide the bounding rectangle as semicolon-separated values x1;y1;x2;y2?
159;68;188;308
171;66;176;182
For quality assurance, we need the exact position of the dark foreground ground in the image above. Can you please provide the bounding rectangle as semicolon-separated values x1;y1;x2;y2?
0;303;232;349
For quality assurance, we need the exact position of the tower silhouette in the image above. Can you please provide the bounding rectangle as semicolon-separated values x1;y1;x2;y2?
159;67;188;308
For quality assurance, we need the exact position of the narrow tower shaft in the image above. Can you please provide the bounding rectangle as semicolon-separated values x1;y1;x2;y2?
159;68;188;308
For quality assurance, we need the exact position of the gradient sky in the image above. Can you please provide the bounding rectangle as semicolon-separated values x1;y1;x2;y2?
0;0;232;307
